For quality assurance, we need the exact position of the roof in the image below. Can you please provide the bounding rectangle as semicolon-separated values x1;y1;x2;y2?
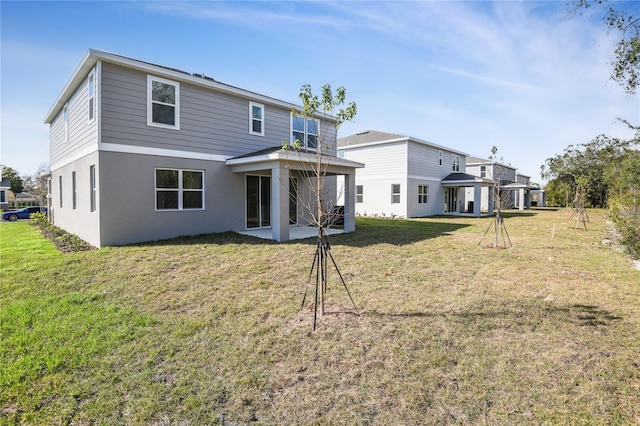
45;49;336;124
466;156;515;170
337;130;468;156
441;172;494;185
226;145;364;174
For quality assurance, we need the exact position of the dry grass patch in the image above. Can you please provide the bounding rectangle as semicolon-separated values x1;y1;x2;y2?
1;209;639;424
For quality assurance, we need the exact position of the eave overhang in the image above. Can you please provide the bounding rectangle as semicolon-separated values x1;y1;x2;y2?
226;148;364;175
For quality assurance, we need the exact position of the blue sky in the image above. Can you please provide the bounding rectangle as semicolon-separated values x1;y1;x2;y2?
2;1;638;182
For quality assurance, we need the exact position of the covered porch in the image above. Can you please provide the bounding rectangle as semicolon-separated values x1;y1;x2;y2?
441;173;495;217
226;146;364;242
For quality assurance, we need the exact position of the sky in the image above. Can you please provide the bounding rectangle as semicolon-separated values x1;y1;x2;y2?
1;1;638;183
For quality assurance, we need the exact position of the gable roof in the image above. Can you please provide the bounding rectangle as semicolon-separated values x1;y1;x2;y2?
338;130;468;156
45;49;335;124
466;156;515;170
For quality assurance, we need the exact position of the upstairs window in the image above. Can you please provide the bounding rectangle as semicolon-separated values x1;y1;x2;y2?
249;102;264;136
452;154;460;172
147;76;180;129
291;115;320;150
391;184;401;204
155;168;203;210
88;69;96;122
480;165;487;178
356;185;363;203
418;185;428;204
439;151;443;166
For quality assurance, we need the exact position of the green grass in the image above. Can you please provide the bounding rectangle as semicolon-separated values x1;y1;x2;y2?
1;210;639;424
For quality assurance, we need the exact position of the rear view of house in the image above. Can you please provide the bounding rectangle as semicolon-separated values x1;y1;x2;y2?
45;49;361;247
337;130;493;217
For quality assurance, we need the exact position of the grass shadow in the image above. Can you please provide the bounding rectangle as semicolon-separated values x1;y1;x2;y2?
124;217;473;248
327;217;472;248
363;300;624;330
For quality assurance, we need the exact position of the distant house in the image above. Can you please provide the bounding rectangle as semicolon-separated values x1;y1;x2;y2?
465;157;534;211
337;130;494;217
0;181;9;210
44;49;362;247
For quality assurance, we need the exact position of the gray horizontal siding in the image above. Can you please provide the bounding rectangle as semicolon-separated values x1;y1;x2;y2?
407;141;452;179
50;69;98;167
344;141;407;178
100;62;321;158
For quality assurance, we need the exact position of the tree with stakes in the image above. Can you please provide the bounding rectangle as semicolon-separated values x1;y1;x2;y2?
282;84;358;330
478;146;512;248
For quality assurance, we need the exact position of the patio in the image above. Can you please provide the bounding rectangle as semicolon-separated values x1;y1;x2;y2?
238;225;345;241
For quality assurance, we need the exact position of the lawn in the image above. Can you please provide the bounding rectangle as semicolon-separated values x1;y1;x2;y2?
1;210;639;425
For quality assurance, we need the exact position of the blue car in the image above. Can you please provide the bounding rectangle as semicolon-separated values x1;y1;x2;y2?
2;206;47;221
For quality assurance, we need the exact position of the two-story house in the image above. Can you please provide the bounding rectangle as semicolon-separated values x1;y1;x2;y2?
44;49;362;247
337;130;493;218
465;157;534;211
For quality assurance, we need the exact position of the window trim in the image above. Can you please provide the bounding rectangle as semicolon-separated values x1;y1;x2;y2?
391;184;401;204
90;165;96;212
155;168;204;211
356;185;363;204
290;114;320;150
249;102;265;136
72;171;77;210
59;176;63;208
147;75;180;130
418;184;429;204
88;69;96;123
452;154;460;172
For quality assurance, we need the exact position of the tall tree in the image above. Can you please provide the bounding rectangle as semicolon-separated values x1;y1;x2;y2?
571;0;640;95
2;166;24;194
541;134;635;208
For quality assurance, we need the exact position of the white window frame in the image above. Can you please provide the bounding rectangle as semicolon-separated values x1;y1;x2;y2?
391;184;401;204
418;184;428;204
63;102;69;143
90;165;96;212
356;185;363;204
155;168;204;211
290;114;320;150
452;154;460;172
480;165;487;178
88;69;96;123
147;76;180;130
249;102;264;136
59;176;63;208
72;171;77;210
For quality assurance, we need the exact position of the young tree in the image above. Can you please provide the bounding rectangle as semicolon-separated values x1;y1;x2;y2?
479;146;512;248
284;84;358;330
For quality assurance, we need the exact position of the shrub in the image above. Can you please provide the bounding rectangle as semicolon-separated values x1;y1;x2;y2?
609;197;640;258
29;213;95;252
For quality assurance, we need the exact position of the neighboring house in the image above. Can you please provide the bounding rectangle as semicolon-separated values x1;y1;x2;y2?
14;192;40;205
44;49;362;247
0;165;10;210
465;157;534;211
337;130;494;217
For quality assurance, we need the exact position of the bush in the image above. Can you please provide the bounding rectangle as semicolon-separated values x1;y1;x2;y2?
29;213;95;252
609;198;640;259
